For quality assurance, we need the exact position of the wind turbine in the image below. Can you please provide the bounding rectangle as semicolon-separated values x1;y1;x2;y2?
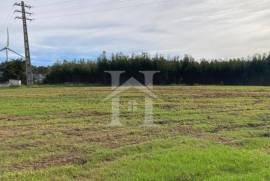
0;28;24;62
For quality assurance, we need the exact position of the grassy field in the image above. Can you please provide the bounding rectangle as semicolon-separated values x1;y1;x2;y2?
0;85;270;180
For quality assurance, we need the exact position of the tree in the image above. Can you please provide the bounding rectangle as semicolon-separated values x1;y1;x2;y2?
1;60;26;84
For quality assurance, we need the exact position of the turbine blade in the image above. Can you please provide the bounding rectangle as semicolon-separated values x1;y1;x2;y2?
0;48;6;52
6;49;8;62
7;48;24;58
7;28;9;47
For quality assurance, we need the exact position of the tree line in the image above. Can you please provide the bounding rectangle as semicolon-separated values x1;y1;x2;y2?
1;52;270;85
44;52;270;85
0;60;48;84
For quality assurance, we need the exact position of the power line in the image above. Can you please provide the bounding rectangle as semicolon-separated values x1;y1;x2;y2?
36;0;168;20
33;0;82;8
2;4;15;30
33;0;132;8
34;0;142;18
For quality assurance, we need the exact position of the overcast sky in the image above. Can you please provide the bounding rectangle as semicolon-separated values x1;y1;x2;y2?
0;0;269;65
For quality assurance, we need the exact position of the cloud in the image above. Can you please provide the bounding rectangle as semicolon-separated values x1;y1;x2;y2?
0;0;269;65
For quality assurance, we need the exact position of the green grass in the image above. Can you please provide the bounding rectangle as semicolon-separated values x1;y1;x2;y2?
0;85;269;180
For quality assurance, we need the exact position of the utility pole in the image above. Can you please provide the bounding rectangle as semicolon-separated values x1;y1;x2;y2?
14;1;33;85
